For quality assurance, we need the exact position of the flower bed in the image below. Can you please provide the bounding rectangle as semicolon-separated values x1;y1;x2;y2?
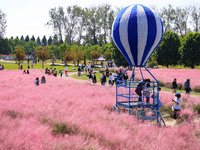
0;69;200;149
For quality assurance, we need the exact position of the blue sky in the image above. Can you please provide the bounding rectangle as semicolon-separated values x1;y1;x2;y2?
1;0;199;39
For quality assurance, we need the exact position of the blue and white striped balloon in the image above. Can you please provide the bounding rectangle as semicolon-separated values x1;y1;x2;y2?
112;4;163;66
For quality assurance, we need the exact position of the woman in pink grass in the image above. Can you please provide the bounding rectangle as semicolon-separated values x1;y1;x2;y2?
172;92;181;119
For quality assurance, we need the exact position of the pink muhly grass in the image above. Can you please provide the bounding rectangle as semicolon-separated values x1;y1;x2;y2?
127;68;200;89
0;69;200;149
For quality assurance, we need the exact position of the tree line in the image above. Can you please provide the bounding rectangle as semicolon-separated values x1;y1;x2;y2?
0;4;200;68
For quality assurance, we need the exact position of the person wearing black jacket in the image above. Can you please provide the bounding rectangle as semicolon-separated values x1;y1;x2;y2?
172;78;178;94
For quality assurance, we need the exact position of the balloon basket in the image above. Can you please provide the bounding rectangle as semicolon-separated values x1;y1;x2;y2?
114;66;165;126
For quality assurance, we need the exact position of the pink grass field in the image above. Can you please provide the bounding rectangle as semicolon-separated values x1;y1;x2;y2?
0;69;200;150
127;68;200;89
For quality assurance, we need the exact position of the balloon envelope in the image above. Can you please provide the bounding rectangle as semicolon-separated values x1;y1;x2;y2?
112;4;163;66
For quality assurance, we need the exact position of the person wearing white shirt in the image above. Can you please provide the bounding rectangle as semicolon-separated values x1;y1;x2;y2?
172;92;181;119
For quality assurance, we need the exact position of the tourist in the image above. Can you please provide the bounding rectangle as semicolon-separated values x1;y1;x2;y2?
100;71;106;85
60;69;63;77
135;80;145;102
172;92;181;119
87;71;93;82
172;78;178;94
108;73;114;85
41;76;46;83
23;70;26;74
143;83;152;103
184;78;191;94
112;71;118;85
65;65;68;76
92;72;97;84
34;77;39;85
123;72;129;86
78;66;81;76
27;70;29;74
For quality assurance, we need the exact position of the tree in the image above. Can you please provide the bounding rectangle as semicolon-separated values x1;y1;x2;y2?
63;51;74;65
20;35;24;41
181;32;200;68
160;5;175;32
47;36;53;45
191;5;200;32
90;51;101;65
14;47;26;69
47;7;64;42
30;35;35;41
24;40;37;55
104;51;112;61
64;5;81;45
111;38;129;67
0;9;7;38
156;31;181;68
59;43;70;60
42;36;47;46
173;7;190;37
0;38;11;54
36;37;41;45
52;35;59;46
36;49;50;68
25;35;30;42
74;50;84;66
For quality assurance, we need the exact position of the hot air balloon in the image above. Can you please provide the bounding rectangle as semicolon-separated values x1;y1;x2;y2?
112;4;163;66
112;4;165;125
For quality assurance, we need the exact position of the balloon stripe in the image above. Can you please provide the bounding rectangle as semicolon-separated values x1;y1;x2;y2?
119;5;135;66
142;12;163;66
112;6;132;65
128;5;138;65
137;5;148;66
141;6;157;66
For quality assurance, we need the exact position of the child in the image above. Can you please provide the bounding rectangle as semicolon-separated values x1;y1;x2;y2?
143;83;152;103
172;92;181;119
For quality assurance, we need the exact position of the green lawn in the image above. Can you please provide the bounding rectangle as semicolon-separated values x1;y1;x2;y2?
1;63;79;72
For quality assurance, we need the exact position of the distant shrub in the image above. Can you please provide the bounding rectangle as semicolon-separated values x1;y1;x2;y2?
193;104;200;114
52;123;79;135
193;86;200;93
165;82;171;88
177;83;183;90
148;61;157;68
7;110;22;119
158;80;165;87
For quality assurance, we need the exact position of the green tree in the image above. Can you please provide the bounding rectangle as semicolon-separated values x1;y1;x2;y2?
157;31;181;68
36;37;41;45
111;38;129;67
24;40;37;55
25;35;30;42
48;36;53;45
14;47;26;69
30;35;35;41
181;32;200;68
0;38;11;54
42;35;47;46
36;49;50;68
59;43;70;60
20;35;24;41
